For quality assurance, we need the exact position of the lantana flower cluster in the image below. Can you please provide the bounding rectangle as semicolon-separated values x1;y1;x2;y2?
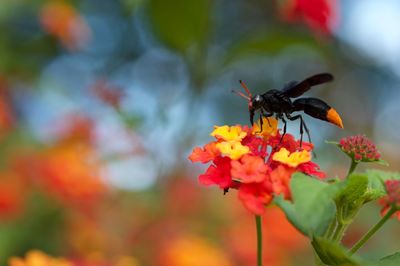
379;180;400;220
189;118;325;215
339;134;381;162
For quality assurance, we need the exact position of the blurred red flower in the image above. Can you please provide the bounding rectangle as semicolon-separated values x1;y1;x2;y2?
55;114;95;144
39;0;91;50
36;142;107;210
0;170;26;219
379;180;400;220
226;206;308;266
91;80;124;110
158;234;232;266
279;0;338;34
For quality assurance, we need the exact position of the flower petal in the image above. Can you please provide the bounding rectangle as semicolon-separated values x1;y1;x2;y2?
272;148;311;168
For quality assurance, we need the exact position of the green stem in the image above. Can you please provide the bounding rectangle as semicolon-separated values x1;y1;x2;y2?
255;215;263;266
350;206;397;254
314;252;325;266
332;222;347;242
324;218;337;239
347;160;358;177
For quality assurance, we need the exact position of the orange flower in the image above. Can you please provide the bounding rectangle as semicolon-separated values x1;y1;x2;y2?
39;0;90;50
231;155;269;183
8;250;73;266
189;142;220;163
159;235;232;266
270;165;295;200
37;142;107;209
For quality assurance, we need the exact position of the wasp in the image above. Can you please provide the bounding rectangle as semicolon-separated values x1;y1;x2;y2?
233;73;343;146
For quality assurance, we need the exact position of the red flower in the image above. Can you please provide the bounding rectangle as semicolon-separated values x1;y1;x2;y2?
238;182;273;215
297;161;326;179
339;135;381;162
199;157;233;189
189;121;324;215
189;142;220;163
379;180;400;220
231;155;269;183
270;165;295;200
279;0;338;34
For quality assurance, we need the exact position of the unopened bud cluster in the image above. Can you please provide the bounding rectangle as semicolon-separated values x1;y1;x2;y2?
339;135;381;162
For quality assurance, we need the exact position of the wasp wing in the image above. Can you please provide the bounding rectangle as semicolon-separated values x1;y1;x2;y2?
282;73;334;98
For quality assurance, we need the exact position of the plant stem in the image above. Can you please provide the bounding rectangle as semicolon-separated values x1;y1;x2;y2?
350;206;397;254
324;218;337;239
347;160;358;177
332;222;347;242
255;215;262;266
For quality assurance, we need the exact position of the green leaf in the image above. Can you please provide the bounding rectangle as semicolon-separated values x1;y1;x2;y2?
364;169;400;200
336;174;368;204
274;195;308;236
148;0;211;53
275;173;341;237
312;237;362;266
223;31;329;65
375;252;400;266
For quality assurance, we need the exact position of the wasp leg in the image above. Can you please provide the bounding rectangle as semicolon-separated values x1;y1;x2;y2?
261;110;273;126
279;116;287;144
286;114;312;148
256;113;263;133
255;110;273;133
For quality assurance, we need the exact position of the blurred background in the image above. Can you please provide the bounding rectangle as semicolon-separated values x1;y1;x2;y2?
1;0;400;265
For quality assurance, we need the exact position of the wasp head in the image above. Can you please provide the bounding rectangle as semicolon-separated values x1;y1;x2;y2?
232;80;263;126
249;94;263;126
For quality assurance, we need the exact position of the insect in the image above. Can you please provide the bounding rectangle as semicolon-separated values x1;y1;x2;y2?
233;73;343;146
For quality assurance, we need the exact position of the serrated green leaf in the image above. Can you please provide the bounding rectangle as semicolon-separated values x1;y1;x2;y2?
365;169;400;182
312;237;362;266
148;0;211;53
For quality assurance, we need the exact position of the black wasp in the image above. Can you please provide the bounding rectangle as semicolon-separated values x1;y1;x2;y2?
233;73;343;146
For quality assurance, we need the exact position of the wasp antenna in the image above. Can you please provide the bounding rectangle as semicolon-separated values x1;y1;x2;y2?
232;89;251;101
239;80;252;98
